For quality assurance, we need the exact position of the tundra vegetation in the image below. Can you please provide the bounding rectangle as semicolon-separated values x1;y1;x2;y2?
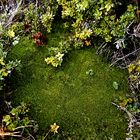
0;0;140;139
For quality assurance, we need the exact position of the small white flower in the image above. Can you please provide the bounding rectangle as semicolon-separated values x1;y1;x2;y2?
116;44;120;49
12;40;19;46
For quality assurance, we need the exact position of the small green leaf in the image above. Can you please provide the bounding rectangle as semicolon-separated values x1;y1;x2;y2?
86;69;94;76
10;108;18;116
7;123;17;131
22;117;30;126
113;81;119;90
3;115;11;122
3;115;11;126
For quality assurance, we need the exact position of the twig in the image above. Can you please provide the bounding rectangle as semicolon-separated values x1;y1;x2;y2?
121;49;128;68
44;130;50;140
28;132;36;140
125;21;134;35
112;102;133;118
0;130;22;138
110;47;140;67
14;125;33;130
112;102;138;136
96;43;107;55
5;0;23;28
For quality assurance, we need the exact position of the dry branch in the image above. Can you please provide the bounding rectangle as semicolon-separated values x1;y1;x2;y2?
110;47;140;67
5;0;23;27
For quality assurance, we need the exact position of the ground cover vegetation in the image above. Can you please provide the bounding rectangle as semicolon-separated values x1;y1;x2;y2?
0;0;140;139
9;33;128;139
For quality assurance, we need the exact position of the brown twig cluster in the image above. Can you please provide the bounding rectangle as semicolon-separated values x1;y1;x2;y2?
112;102;140;139
110;22;140;69
0;125;35;139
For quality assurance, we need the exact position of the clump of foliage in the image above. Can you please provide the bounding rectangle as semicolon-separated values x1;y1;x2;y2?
0;102;38;139
44;38;71;67
58;0;136;41
0;2;61;139
44;0;136;67
0;101;60;139
45;52;64;67
23;1;58;33
128;59;140;92
0;47;20;90
113;95;140;140
0;30;20;90
1;0;137;67
113;58;140;139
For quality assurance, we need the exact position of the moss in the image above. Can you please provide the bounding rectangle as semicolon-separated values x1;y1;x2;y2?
9;30;129;139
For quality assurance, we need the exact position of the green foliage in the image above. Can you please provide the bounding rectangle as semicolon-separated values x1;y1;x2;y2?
24;3;39;32
0;46;20;90
1;102;38;139
45;52;64;67
118;97;133;107
2;0;137;67
41;7;55;33
86;69;94;76
24;1;58;33
92;3;136;42
10;37;128;139
45;38;71;67
58;0;136;44
113;81;119;90
33;0;135;67
2;102;30;131
128;60;140;92
1;1;139;139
